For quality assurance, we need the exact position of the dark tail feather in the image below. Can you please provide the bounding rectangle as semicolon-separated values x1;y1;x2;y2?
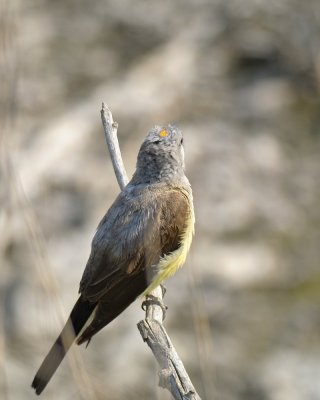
31;297;96;395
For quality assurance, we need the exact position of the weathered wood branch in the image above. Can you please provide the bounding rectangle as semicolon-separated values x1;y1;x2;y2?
100;103;128;190
100;103;201;400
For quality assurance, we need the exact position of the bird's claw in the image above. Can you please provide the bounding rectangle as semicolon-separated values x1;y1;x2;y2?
141;294;168;320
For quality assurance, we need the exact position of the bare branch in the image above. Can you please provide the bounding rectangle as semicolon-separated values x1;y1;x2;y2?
100;104;202;400
137;317;201;400
100;102;128;190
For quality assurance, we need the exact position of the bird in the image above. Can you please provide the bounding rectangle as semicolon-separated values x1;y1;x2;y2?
31;124;195;395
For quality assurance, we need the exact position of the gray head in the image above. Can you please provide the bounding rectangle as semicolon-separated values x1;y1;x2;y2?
131;125;185;184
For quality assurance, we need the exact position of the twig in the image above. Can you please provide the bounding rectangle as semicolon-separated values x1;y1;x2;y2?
100;102;128;190
100;103;202;400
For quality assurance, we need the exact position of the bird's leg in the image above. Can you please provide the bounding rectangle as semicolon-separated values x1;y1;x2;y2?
160;284;166;297
141;294;168;320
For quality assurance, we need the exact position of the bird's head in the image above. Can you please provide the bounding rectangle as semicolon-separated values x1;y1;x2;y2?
133;125;185;184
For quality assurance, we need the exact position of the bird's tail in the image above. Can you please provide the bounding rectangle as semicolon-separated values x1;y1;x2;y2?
31;297;96;395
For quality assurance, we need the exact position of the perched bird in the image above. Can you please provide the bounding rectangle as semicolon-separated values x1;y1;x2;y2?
31;124;195;395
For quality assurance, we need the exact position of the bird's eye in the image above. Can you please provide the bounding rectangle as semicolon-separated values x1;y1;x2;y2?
154;140;160;144
180;138;183;145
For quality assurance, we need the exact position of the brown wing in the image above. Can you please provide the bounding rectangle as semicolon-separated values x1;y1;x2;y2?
77;186;190;344
160;189;190;255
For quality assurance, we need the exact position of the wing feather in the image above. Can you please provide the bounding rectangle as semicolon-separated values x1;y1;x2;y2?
77;184;191;340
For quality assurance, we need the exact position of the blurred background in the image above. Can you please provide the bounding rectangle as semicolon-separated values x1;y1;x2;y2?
1;0;320;399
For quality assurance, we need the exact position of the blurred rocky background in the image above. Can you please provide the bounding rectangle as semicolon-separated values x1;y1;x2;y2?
1;0;320;399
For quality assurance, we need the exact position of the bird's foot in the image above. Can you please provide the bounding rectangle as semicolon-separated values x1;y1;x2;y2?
141;295;168;320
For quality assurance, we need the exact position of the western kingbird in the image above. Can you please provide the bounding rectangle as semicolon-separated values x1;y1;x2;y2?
31;124;195;395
